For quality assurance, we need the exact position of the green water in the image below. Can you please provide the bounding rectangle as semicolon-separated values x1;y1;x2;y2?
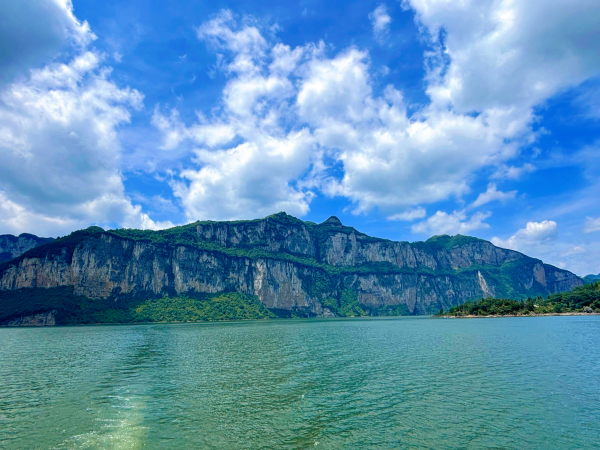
1;316;599;449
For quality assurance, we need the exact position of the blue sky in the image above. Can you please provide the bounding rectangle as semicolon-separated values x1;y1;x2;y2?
1;0;600;275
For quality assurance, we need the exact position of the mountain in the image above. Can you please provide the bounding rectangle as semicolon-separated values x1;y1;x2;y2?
439;281;600;316
0;233;54;263
0;213;583;325
583;274;600;284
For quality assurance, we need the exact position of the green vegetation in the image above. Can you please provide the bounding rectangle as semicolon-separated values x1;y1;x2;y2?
321;289;411;317
583;273;600;284
0;213;584;324
414;234;486;251
133;293;276;322
0;212;566;303
438;281;600;316
321;289;368;317
0;287;275;325
1;215;467;284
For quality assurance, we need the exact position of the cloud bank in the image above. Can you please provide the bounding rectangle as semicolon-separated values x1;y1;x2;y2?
0;1;171;236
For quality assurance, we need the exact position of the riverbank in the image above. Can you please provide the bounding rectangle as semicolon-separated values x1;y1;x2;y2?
440;311;600;319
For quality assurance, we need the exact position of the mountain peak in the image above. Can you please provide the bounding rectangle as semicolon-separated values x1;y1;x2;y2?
322;216;342;225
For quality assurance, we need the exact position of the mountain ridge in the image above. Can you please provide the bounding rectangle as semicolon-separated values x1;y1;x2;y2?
583;273;600;284
0;233;55;263
0;212;583;324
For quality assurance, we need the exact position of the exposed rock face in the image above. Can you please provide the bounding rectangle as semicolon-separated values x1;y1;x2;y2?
0;234;54;263
0;213;583;317
2;310;56;326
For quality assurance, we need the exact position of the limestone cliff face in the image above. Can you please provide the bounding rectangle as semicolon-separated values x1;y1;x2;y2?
0;213;583;316
194;219;317;257
0;234;323;313
0;234;54;263
313;223;522;271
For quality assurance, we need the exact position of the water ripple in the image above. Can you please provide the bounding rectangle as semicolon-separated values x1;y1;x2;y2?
1;316;599;449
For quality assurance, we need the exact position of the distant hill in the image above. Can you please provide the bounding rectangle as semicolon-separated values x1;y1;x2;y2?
583;273;600;284
439;281;600;316
0;213;584;325
0;233;54;263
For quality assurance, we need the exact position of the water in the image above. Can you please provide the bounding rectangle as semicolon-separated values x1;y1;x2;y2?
1;316;599;449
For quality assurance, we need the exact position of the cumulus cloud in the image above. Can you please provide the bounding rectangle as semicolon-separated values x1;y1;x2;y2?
149;11;320;221
369;5;392;42
155;12;524;220
406;0;600;113
197;9;267;56
585;216;600;233
471;183;517;208
153;4;600;223
492;220;558;252
0;4;171;236
171;132;316;221
411;210;490;235
0;0;95;86
492;219;600;275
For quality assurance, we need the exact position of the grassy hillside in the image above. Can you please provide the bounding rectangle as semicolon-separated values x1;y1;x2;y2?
438;281;600;316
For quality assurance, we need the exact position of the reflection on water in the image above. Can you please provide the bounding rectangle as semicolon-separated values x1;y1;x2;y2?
1;316;599;449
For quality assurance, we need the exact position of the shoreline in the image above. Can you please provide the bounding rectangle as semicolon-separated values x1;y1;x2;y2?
440;312;600;319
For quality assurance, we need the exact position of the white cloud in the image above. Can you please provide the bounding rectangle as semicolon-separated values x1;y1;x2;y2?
150;13;319;221
585;216;600;233
369;5;392;43
0;0;95;86
197;10;267;58
0;19;171;235
492;220;558;251
412;210;490;235
162;17;527;218
471;183;517;208
152;5;600;223
387;207;426;221
560;246;586;258
171;132;316;221
492;219;600;275
406;0;600;113
491;163;536;180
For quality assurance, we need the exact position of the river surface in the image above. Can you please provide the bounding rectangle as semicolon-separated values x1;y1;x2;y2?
1;316;599;449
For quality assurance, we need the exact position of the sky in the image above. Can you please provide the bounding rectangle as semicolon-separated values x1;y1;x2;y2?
0;0;600;276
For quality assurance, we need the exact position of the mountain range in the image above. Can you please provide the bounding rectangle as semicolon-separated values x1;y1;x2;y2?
0;212;583;325
0;233;54;263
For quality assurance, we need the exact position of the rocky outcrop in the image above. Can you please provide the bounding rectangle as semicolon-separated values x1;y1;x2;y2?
0;213;583;317
0;233;54;263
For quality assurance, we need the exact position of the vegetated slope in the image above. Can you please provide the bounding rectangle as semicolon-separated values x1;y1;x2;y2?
583;273;600;284
0;287;275;326
0;233;54;263
0;212;583;325
439;281;600;316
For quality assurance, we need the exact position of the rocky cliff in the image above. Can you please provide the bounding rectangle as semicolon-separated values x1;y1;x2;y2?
0;233;54;263
0;213;583;323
